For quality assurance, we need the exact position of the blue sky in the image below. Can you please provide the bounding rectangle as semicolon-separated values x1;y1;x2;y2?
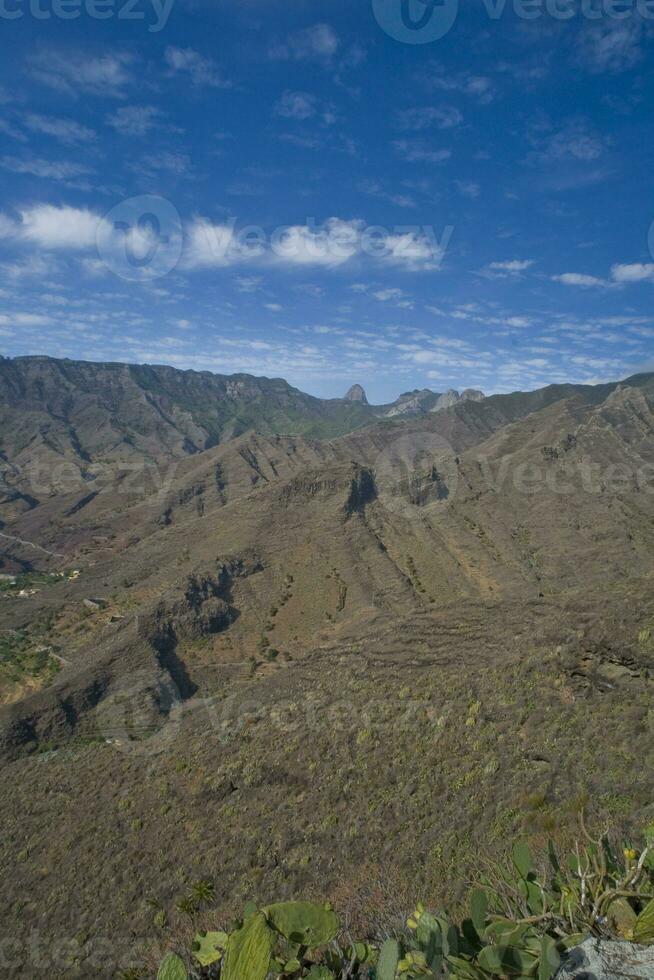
0;0;653;403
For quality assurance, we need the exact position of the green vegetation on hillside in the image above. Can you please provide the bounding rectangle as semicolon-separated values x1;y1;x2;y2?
0;570;67;594
148;820;654;979
0;621;61;692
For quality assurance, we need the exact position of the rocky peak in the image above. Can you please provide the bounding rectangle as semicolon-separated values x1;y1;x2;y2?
461;388;485;402
434;389;461;411
344;384;368;405
430;388;486;413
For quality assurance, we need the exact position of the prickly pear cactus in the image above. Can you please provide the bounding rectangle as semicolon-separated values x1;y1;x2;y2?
222;910;274;980
192;929;228;967
263;901;339;946
376;937;400;980
156;953;188;980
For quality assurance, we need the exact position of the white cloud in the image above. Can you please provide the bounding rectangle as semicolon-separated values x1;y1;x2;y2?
270;24;339;62
19;204;104;249
610;263;654;284
25;114;96;144
164;47;231;88
277;133;322;150
396;106;463;131
129;151;191;177
270;219;361;268
552;272;610;288
235;276;263;293
0;254;61;279
0;119;27;142
481;259;534;279
553;265;654;288
392;140;451;163
0;313;54;327
184;219;242;268
380;231;446;271
490;260;534;272
358;179;416;209
185;217;437;271
274;91;318;120
529;119;609;165
426;69;495;104
579;20;645;74
29;50;132;97
0;156;92;180
0;213;15;239
79;257;110;277
107;105;162;136
455;181;480;199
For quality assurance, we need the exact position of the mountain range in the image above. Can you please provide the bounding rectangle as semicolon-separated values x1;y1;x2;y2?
0;356;482;523
0;355;653;974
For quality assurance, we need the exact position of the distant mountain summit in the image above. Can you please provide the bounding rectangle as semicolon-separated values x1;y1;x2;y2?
384;387;485;417
0;357;489;510
344;384;369;404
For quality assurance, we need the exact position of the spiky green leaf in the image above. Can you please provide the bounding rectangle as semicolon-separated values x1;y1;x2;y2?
634;897;654;943
470;889;488;932
512;841;533;879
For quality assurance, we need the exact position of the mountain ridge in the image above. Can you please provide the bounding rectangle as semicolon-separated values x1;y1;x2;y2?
1;357;654;967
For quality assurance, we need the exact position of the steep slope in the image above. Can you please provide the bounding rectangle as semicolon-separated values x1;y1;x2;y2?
6;353;642;535
2;368;654;976
3;370;654;722
0;356;375;523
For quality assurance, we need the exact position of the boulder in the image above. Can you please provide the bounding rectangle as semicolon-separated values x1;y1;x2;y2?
555;938;654;979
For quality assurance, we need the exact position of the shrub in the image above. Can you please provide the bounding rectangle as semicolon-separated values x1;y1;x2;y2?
154;818;654;978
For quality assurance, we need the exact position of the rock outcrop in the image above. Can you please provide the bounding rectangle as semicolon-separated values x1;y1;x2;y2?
344;383;369;404
555;938;654;979
383;387;485;417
